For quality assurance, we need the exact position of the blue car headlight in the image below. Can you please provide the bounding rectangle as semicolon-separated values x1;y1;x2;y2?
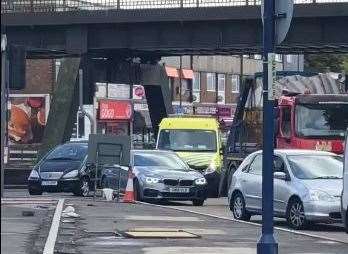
145;177;160;184
195;177;207;185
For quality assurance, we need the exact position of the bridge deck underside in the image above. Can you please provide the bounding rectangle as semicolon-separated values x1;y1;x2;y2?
2;3;348;55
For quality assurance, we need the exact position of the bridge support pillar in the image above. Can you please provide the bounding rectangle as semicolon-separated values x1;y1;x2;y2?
38;57;81;159
140;64;172;136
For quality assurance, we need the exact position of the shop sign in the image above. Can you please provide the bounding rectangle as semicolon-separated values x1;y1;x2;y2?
108;83;130;99
95;83;130;99
217;106;232;117
134;103;148;111
173;105;193;115
99;100;133;120
95;83;107;98
195;105;217;115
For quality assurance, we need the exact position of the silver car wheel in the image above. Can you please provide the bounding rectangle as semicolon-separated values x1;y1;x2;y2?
233;196;243;219
289;202;305;228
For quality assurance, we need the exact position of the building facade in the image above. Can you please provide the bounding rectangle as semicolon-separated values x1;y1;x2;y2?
159;55;284;130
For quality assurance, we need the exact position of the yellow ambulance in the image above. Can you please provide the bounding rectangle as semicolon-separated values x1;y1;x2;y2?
156;116;223;197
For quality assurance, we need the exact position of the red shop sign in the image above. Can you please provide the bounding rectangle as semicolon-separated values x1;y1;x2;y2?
216;106;232;117
99;100;133;120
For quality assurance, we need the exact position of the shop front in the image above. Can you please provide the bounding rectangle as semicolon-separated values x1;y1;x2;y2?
97;99;133;136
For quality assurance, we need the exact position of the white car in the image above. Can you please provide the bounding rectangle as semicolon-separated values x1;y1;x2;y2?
228;149;343;229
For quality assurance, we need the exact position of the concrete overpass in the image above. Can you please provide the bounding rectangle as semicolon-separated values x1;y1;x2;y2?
2;0;348;57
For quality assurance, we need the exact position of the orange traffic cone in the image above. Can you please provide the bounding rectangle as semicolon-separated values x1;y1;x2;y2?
122;168;135;203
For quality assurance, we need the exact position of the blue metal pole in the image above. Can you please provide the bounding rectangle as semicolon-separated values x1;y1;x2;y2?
257;0;278;253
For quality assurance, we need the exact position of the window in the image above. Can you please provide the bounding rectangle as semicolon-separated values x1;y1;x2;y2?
248;154;262;175
46;144;87;161
231;75;240;93
193;72;200;91
207;73;216;91
288;155;343;180
181;79;189;96
273;156;286;173
275;54;282;62
134;152;189;170
286;55;292;63
157;129;217;152
55;60;61;81
296;104;348;138
218;74;225;92
280;107;291;138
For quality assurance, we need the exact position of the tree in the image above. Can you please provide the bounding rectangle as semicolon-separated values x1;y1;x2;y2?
304;54;348;73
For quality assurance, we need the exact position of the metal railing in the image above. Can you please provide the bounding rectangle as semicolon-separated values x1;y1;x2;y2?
2;0;348;13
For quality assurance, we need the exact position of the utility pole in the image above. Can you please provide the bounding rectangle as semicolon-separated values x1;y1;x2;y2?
240;54;244;88
1;32;7;197
179;56;183;108
257;0;293;251
78;69;96;135
257;0;278;253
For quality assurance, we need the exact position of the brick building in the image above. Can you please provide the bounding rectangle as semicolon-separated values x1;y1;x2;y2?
11;59;56;95
158;55;284;130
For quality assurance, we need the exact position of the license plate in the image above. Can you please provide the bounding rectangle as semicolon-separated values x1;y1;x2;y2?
41;181;58;186
169;187;190;193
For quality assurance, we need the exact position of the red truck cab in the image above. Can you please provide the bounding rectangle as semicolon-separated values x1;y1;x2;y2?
276;94;348;154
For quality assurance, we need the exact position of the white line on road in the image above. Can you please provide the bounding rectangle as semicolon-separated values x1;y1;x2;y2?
43;199;64;254
139;202;348;245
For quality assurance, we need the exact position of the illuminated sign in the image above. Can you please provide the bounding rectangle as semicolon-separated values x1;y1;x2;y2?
99;100;133;120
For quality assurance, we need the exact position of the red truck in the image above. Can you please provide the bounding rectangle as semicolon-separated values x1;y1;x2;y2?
276;94;347;154
219;72;348;195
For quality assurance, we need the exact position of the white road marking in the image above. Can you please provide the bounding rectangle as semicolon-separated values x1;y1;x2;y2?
125;215;203;222
139;202;348;245
2;217;31;220
43;199;64;254
142;247;255;254
128;227;226;235
1;198;57;206
1;198;56;201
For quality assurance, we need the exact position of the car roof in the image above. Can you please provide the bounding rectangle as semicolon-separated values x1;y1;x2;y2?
253;149;336;156
132;149;176;154
159;117;219;130
63;141;88;146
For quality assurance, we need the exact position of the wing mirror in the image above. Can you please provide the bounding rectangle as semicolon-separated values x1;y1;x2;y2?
273;171;288;181
220;145;225;155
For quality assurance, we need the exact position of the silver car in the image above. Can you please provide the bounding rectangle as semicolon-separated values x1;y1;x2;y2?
102;150;208;206
228;149;343;229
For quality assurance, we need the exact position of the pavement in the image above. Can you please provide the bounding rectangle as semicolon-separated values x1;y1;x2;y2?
1;198;56;254
1;190;348;254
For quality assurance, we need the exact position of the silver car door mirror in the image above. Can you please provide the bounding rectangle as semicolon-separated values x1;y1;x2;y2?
273;171;287;181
